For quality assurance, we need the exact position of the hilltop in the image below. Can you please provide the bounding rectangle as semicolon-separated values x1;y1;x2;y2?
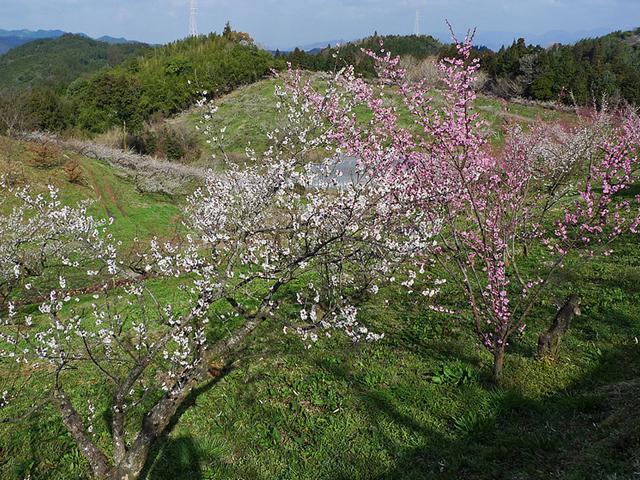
6;32;279;135
281;27;640;106
0;34;150;91
2;25;640;155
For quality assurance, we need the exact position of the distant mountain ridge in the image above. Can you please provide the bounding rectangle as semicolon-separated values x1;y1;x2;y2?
0;28;141;54
96;35;135;45
277;27;628;53
269;39;349;53
0;29;64;54
0;28;66;39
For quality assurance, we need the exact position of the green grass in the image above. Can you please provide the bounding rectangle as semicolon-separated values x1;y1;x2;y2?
175;78;282;159
1;129;639;479
176;77;574;158
3;236;638;480
146;239;640;480
0;136;182;244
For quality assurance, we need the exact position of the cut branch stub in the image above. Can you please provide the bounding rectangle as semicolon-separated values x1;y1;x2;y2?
538;294;581;360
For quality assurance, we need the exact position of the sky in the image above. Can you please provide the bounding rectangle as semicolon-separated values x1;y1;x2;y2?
1;0;639;49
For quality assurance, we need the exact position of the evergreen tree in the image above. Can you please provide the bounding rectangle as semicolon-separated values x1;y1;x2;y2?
223;21;232;37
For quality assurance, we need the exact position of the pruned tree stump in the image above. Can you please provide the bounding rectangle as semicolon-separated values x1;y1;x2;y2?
538;294;581;360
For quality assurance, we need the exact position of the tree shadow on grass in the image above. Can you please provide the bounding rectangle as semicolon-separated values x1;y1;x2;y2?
131;327;640;480
139;364;235;480
364;343;640;480
144;435;202;480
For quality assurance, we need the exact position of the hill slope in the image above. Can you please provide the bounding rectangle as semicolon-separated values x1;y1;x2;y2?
0;135;182;243
65;33;279;133
172;76;573;160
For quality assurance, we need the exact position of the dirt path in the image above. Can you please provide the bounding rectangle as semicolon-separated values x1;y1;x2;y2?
477;105;535;124
83;163;128;217
102;177;128;217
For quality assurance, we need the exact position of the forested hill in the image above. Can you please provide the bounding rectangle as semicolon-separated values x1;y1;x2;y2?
477;27;640;105
283;28;640;106
0;31;280;134
280;34;443;75
0;34;150;91
66;33;278;133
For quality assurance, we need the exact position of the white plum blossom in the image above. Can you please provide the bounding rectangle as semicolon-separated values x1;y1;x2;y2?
0;68;444;479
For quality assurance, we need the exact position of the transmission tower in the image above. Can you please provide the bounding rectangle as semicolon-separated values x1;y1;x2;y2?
414;9;421;36
189;0;198;37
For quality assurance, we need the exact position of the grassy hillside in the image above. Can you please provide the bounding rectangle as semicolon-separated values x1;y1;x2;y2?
173;76;574;160
0;133;638;479
0;136;181;244
0;34;150;92
173;78;283;158
66;33;280;134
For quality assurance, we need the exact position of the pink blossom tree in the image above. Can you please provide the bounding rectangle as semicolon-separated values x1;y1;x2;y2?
287;31;640;382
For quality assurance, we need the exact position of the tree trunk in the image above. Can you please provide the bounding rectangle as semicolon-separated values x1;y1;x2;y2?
538;295;581;360
108;451;148;480
492;346;505;385
64;312;267;479
53;388;112;479
108;377;198;480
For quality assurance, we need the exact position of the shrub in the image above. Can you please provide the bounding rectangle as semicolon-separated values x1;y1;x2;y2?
126;131;156;156
0;92;32;135
28;141;62;168
24;88;72;132
159;127;185;160
400;55;442;86
63;159;84;184
130;124;201;162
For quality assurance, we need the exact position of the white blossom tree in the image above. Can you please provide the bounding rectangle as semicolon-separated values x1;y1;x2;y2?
0;181;103;310
0;90;435;479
